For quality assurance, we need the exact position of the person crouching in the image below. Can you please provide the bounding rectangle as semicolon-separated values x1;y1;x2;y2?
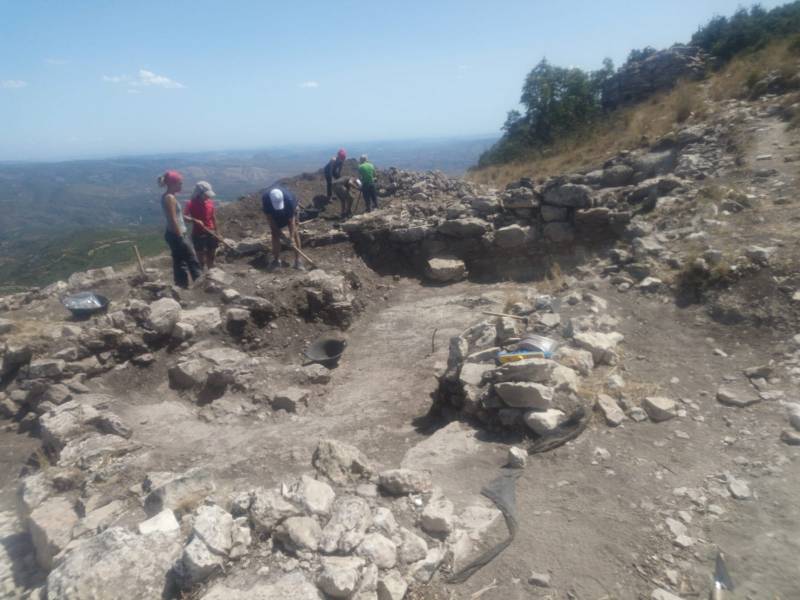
187;180;219;270
261;186;304;271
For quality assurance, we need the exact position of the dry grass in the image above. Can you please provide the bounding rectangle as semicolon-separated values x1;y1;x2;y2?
709;37;800;100
470;80;707;187
470;38;800;189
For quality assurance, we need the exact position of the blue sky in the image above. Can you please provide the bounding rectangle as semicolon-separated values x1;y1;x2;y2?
0;0;785;161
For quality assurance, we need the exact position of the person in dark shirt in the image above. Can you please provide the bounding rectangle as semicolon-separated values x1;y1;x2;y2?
324;148;346;201
332;176;361;220
261;186;304;270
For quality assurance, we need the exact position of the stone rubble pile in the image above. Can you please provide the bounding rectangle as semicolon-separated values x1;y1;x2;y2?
339;118;747;284
436;290;627;434
9;437;500;600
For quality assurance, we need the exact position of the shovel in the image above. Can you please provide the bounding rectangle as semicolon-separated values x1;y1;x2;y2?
280;233;318;269
188;218;237;253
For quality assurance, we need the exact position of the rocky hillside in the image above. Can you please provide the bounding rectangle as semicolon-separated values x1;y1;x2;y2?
1;80;800;600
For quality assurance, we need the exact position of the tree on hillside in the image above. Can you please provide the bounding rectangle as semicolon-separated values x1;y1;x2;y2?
478;57;613;166
519;59;606;144
625;46;658;65
692;2;800;62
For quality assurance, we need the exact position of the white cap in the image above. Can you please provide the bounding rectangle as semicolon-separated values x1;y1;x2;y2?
359;154;368;163
192;180;216;199
269;188;284;210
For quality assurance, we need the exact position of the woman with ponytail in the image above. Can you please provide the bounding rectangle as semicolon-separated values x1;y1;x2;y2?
159;170;201;288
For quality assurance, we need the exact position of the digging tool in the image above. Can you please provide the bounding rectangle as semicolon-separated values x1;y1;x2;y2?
480;310;528;322
188;218;237;252
710;552;734;600
279;232;318;269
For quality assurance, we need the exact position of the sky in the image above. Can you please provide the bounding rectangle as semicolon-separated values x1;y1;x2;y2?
0;0;787;161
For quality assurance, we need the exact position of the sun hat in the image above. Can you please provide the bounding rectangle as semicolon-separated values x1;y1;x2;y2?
192;180;216;199
269;188;285;210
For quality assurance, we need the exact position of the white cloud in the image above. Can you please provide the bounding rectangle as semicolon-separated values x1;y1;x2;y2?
299;80;319;89
136;69;184;89
1;80;28;89
44;58;69;65
103;69;185;89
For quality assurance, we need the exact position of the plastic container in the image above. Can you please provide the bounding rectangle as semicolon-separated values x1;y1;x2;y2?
61;292;110;318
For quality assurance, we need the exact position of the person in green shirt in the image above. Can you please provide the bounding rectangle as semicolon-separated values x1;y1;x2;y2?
358;155;378;212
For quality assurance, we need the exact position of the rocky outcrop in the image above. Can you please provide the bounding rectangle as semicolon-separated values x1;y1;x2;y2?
602;45;708;109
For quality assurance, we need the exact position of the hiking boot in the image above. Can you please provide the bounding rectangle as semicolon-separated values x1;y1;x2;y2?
293;260;306;272
267;259;281;271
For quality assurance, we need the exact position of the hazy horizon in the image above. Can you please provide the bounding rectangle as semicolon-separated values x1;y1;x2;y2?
0;132;499;166
1;0;787;162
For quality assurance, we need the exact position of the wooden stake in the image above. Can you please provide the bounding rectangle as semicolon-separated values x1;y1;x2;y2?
132;244;146;276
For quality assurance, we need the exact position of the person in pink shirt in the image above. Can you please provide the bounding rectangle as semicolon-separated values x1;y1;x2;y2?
186;180;219;270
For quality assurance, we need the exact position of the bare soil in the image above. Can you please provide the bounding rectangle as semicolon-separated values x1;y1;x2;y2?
2;109;800;600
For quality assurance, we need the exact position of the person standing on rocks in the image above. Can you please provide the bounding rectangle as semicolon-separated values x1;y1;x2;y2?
186;180;219;271
262;186;304;271
324;148;347;202
332;176;361;220
358;154;378;212
159;170;202;288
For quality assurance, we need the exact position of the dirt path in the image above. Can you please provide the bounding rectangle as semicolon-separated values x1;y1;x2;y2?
106;280;513;500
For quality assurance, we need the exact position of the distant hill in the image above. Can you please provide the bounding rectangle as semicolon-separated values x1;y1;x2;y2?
0;135;496;289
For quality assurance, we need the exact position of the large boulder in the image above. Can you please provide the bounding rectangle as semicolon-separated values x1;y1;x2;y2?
168;359;208;390
29;496;79;570
312;439;375;484
494;225;533;248
179;307;222;335
573;331;624;365
437;218;491;238
145;298;182;335
248;488;302;535
495;382;554;409
201;573;323;600
46;527;181;599
524;408;567;435
490;358;556;383
67;267;115;290
317;556;366;599
274;516;322;553
319;496;372;554
426;258;466;283
282;476;335;517
378;469;432;496
601;164;635;187
39;400;101;451
543;183;592;208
